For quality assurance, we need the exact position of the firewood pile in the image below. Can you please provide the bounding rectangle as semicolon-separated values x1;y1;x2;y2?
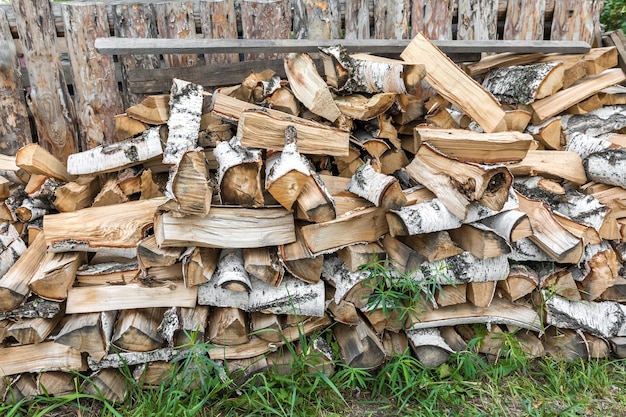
1;32;626;400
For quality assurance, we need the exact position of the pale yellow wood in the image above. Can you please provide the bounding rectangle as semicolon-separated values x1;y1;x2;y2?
15;143;75;182
507;150;587;185
0;341;86;376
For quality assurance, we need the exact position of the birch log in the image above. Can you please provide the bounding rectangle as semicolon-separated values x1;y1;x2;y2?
482;62;565;105
214;136;264;207
411;0;453;40
456;0;498;41
67;129;162;176
214;248;251;292
163;79;203;165
346;162;406;210
0;342;86;377
165;149;212;217
154;1;197;69
54;311;117;361
200;0;239;65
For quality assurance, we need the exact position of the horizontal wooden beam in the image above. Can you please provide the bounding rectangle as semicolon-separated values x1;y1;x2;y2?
95;38;591;56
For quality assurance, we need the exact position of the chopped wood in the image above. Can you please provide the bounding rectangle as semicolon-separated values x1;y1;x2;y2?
126;95;170;125
405;144;513;220
482;61;564;104
414;126;533;164
400;32;507;133
400;231;462;262
0;297;61;321
337;243;385;272
165;149;212;216
37;371;78;397
422;251;509;285
346;162;407;210
15;144;75;183
115;114;148;140
137;235;184;269
198;274;325;317
406;328;453;368
333;319;386;369
463;52;544;77
155;206;295;249
7;311;63;344
580;244;620;301
0;341;86;376
293;171;337;222
387;198;462;236
507;150;587;185
163;79;203;165
214;248;251;292
334;93;397;121
480;209;532;242
448;223;511;260
208;307;248;345
66;282;197;314
531;68;626;123
91;176;128;207
54;311;117;361
544;292;626;338
44;197;165;255
82;368;126;402
321;254;372;308
29;251;84;300
435;283;467;307
0;233;47;311
300;206;388;254
0;222;27;279
284;52;341;122
67;127;163;176
466;281;497;307
174;306;209;346
111;307;166;352
243;247;283;286
53;175;100;212
213;135;264;207
237;108;350;157
497;264;539;301
75;261;139;286
265;125;311;211
407;297;542;332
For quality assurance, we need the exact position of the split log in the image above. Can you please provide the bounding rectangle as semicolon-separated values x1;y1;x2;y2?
213;136;264;207
278;224;323;283
400;32;507;133
236;108;350;157
29;251;84;300
163;79;203;165
544;292;626;338
0;297;61;321
82;368;127;403
540;266;581;301
498;264;539;301
584;149;626;189
5;374;38;403
507;150;587;185
333;319;386;369
448;223;511;260
250;312;283;343
243;247;283;286
165;149;212;216
214;248;251;292
198;274;325;317
400;232;462;262
321;254;372;308
7;311;63;345
300;206;388;254
531;69;626;123
265;126;311;210
517;193;583;263
15;144;75;183
174;306;209;347
421;251;510;285
91;176;128;207
380;235;425;274
346;162;406;210
112;307;166;352
208;307;249;345
0;341;86;376
463;52;544;77
479;209;532;242
414;126;533;163
126;95;169;125
116;114;148;140
561;105;626;140
525;117;562;150
406;328;453;368
76;261;140;286
284;52;341;122
293;171;336;223
466;281;497;307
601;277;626;303
327;298;360;326
334;93;397;121
67;127;163;176
53;176;100;212
137;235;184;269
435;283;467;307
44;197;166;256
66;282;198;314
482;61;564;105
387;198;462;236
0;233;47;311
337;243;385;272
320;46;425;94
408;297;542;332
54;311;117;361
580;243;620;301
405;144;513;220
37;372;78;397
155;206;295;248
0;222;26;279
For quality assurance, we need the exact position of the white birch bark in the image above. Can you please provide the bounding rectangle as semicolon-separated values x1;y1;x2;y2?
163;79;203;165
421;252;509;285
213;136;263;196
346;162;397;207
214;248;251;292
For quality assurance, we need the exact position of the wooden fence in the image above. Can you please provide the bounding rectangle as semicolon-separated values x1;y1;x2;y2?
0;0;605;162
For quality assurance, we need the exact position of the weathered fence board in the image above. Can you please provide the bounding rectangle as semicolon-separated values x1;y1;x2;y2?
412;0;454;40
293;0;341;40
503;0;546;41
0;8;31;156
62;3;124;150
154;1;198;68
550;0;603;46
457;0;499;41
344;0;369;39
241;0;292;60
374;0;410;40
200;0;239;64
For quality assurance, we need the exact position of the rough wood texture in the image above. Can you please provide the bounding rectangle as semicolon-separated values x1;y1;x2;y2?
503;0;545;41
200;0;238;65
482;61;564;105
112;307;165;352
333;320;386;369
373;0;409;40
16;144;75;184
163;79;203;165
55;311;116;361
550;0;603;45
0;9;32;156
62;3;123;150
412;0;453;40
113;2;159;108
293;0;340;40
507;150;587;185
154;1;197;69
240;0;291;61
166;150;211;216
29;251;84;301
13;0;78;162
0;233;46;311
401;33;506;133
0;342;86;377
456;0;498;41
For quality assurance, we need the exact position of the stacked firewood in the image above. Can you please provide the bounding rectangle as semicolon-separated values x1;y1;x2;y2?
1;33;626;401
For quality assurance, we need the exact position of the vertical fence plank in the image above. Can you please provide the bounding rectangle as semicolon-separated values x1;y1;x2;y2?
374;0;410;39
154;1;198;68
62;3;124;150
13;0;78;162
457;0;499;40
344;0;370;39
412;0;454;40
550;0;603;46
293;0;341;40
114;3;160;108
200;0;239;64
241;0;292;60
0;8;32;156
503;0;546;40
